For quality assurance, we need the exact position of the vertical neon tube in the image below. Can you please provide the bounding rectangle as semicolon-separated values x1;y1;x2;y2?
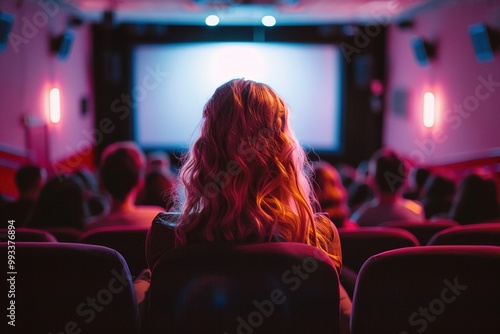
423;92;435;128
49;88;60;124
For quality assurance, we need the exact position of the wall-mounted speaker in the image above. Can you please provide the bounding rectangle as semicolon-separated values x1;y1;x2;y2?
468;23;499;62
51;30;74;60
397;20;413;30
392;89;408;117
0;11;14;51
411;37;435;67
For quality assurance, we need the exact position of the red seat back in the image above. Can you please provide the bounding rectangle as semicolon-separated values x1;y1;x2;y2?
0;227;57;242
79;226;149;277
0;242;140;334
351;246;500;334
381;219;459;245
41;227;83;242
338;227;419;272
428;222;500;246
144;242;341;334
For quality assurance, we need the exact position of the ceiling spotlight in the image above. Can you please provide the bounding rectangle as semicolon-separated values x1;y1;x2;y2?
262;15;276;27
205;15;219;26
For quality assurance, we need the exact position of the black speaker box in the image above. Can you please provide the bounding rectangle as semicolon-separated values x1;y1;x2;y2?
469;23;499;62
52;30;74;60
0;11;14;51
411;37;435;67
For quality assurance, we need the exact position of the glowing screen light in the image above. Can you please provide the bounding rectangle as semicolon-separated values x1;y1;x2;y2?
133;42;342;152
262;16;276;27
205;15;219;26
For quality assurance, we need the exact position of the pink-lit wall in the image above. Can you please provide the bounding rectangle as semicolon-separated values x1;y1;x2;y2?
0;0;94;172
384;1;500;166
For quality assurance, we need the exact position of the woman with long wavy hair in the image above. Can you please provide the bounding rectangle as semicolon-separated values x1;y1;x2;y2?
137;79;349;332
174;79;340;263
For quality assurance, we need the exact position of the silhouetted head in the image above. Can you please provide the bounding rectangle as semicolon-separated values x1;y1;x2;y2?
311;161;349;228
449;173;500;224
403;167;431;200
421;175;456;219
15;164;46;198
28;174;87;229
138;170;175;210
147;150;172;174
369;149;407;195
73;168;108;217
99;141;146;202
423;175;456;199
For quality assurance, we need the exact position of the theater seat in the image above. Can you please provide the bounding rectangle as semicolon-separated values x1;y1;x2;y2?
41;227;83;242
381;219;459;245
0;242;140;334
350;246;500;334
428;222;500;246
0;227;57;242
79;226;148;277
143;242;341;334
338;227;419;272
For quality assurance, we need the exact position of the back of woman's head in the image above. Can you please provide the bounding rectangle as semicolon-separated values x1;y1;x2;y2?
28;174;87;229
177;79;332;253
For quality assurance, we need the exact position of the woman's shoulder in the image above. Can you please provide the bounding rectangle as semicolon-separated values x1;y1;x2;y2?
146;212;180;269
152;211;181;228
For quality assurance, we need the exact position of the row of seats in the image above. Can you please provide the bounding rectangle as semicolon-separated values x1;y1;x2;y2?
339;221;500;273
1;242;499;333
0;226;148;277
2;221;500;278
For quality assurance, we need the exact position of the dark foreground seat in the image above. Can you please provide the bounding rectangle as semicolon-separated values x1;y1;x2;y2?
143;242;341;334
79;226;149;277
351;245;500;334
0;227;57;242
0;242;140;334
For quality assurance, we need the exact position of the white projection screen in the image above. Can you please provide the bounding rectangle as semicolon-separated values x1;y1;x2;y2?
133;42;343;153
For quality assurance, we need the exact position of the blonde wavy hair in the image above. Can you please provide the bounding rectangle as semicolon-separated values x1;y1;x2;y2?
175;79;341;268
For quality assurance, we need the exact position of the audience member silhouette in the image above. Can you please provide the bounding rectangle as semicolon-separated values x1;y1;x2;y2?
146;150;176;176
402;166;431;200
335;162;357;190
350;149;424;226
73;168;109;217
138;79;351;333
449;173;500;225
85;141;164;230
27;174;88;229
0;164;46;227
420;174;456;219
311;161;358;229
346;160;373;212
136;169;176;211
